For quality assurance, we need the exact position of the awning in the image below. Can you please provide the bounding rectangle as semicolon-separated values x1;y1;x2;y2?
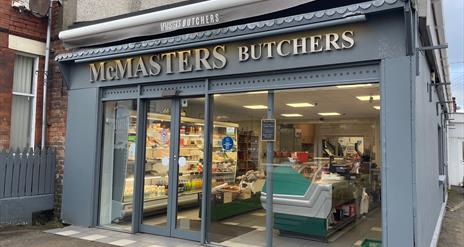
59;0;317;48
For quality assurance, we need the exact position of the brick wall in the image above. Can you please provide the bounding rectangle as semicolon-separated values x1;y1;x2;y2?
0;0;48;41
0;0;67;215
0;33;15;148
47;40;67;213
0;0;48;149
46;3;68;214
0;0;69;216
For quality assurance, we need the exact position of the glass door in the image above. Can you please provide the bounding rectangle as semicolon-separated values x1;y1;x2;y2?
139;99;172;236
139;97;204;241
173;97;205;239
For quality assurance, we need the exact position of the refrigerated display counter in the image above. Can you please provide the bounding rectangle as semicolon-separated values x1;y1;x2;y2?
260;161;359;240
108;112;239;222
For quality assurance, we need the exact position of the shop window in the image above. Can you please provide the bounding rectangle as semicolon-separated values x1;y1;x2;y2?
99;100;137;231
207;91;267;244
462;141;464;162
270;87;381;246
207;84;382;247
10;54;37;149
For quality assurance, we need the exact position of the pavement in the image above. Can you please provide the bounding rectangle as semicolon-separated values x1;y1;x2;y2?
44;226;200;247
0;187;462;247
438;186;464;247
0;227;113;247
0;224;199;247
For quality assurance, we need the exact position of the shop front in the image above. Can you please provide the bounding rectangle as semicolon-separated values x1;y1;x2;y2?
57;1;447;246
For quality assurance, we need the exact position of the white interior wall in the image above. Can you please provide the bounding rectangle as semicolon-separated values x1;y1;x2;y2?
314;120;381;165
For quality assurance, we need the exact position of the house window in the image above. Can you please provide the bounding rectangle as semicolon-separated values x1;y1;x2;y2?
437;125;444;175
462;141;464;161
10;54;38;149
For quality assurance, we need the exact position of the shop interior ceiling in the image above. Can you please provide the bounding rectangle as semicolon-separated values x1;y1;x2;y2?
186;83;380;123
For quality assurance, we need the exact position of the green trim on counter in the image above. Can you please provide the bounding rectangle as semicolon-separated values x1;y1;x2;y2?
361;239;382;247
262;166;311;196
274;213;327;237
210;193;262;221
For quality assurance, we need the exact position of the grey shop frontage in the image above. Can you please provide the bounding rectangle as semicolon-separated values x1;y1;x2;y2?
56;1;448;247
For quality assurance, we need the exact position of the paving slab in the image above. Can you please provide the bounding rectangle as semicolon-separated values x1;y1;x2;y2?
0;228;113;247
46;226;201;247
438;186;464;247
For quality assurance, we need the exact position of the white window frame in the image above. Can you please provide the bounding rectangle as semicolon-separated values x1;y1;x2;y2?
11;52;39;148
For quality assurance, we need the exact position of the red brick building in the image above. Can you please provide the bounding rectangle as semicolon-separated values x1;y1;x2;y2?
0;0;48;150
0;0;67;209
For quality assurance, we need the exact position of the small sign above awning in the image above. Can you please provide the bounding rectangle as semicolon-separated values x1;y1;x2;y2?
59;0;317;48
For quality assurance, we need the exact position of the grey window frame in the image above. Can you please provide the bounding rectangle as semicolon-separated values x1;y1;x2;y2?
94;62;383;245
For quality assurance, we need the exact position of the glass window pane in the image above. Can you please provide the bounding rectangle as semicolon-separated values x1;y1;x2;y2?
99;100;137;231
12;55;34;94
10;54;35;149
271;85;382;246
10;95;32;149
462;141;464;160
208;91;267;246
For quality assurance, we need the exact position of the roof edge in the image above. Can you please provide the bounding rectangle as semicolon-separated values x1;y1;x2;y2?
56;0;404;62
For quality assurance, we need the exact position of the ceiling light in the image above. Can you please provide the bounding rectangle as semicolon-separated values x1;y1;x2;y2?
318;112;341;116
243;105;267;109
373;106;381;110
281;113;303;117
246;91;268;95
286;102;315;108
336;84;373;89
356;95;380;101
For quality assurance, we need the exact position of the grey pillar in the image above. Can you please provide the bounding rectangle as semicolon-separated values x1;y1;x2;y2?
62;88;99;226
201;93;213;244
381;57;414;246
266;91;274;247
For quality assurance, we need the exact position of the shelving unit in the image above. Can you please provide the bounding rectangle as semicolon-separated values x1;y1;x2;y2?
237;131;259;175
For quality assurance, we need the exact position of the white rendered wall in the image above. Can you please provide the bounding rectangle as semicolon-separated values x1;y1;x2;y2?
447;114;464;186
76;0;187;22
